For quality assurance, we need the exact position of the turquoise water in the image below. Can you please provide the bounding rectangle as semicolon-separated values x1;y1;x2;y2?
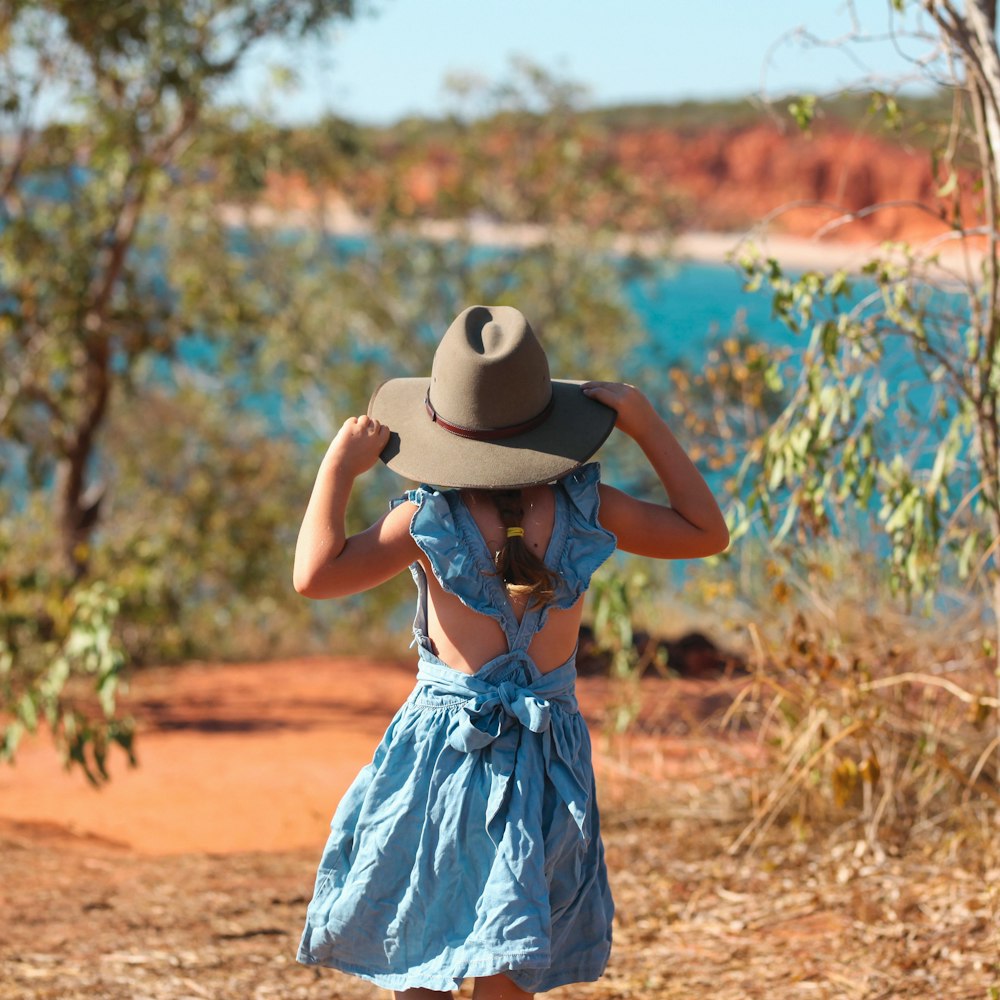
0;254;834;502
627;260;797;364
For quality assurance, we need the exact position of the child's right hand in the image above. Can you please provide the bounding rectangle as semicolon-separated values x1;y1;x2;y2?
580;382;656;441
325;415;391;478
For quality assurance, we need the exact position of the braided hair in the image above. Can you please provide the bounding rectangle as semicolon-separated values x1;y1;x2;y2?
488;489;560;608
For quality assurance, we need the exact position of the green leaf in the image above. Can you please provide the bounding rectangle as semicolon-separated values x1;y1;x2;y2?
768;454;786;491
1;722;25;761
936;170;958;198
788;95;817;132
17;692;38;731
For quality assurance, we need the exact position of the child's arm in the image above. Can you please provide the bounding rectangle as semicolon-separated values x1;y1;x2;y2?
581;382;730;559
293;415;420;599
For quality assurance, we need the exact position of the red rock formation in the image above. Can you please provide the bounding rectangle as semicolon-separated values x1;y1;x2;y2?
610;122;969;243
261;119;982;246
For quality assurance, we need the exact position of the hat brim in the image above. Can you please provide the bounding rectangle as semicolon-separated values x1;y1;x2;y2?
367;378;617;488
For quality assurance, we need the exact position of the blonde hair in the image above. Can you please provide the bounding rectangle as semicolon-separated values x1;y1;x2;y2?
488;489;560;608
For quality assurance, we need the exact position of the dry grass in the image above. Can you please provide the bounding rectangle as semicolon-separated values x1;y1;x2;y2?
714;604;999;855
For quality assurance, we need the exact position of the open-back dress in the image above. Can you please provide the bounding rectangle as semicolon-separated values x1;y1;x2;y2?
297;462;617;993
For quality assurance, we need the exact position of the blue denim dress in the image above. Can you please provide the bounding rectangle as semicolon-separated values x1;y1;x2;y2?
297;462;617;993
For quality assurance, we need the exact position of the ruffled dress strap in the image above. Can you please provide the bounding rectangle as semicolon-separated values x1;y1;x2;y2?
539;462;617;626
404;485;522;645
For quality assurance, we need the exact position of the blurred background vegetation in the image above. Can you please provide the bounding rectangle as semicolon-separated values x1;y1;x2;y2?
0;0;674;780
0;0;997;857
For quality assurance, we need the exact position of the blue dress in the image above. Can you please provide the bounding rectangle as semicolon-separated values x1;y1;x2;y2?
297;462;617;993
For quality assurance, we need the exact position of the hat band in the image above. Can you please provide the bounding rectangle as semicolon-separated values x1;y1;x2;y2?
424;391;554;441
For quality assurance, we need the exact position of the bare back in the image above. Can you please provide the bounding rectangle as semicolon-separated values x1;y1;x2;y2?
417;483;585;674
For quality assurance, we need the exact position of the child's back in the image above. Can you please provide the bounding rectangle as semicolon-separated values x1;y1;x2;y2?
416;481;585;674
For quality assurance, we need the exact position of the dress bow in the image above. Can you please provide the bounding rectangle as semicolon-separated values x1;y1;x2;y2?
426;660;589;847
449;679;552;752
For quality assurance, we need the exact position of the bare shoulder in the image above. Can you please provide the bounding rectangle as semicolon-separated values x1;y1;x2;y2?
382;497;420;537
296;499;420;600
597;482;729;559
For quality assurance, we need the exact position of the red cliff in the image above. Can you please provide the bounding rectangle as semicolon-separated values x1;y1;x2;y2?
610;122;961;243
263;119;976;246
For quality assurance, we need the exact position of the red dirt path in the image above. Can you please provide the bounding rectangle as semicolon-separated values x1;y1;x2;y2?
0;656;718;856
0;657;425;854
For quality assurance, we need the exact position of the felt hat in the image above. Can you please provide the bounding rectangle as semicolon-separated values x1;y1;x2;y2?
367;304;616;488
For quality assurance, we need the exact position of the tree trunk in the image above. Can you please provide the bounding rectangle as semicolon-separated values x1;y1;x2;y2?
56;332;110;581
54;169;150;581
965;0;1000;822
967;2;1000;156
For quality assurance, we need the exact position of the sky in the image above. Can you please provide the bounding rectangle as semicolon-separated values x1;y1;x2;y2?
226;0;943;125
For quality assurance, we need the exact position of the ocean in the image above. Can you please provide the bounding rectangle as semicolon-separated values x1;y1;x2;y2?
627;259;796;361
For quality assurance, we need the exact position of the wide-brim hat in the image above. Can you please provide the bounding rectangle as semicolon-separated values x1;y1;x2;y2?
367;304;616;489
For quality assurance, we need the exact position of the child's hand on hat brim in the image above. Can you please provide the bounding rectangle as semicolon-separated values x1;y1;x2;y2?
581;382;655;441
326;415;391;478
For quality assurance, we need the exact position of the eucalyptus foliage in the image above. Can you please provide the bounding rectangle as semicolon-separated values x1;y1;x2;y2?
733;2;1000;615
0;0;360;778
725;4;1000;827
731;250;997;602
0;579;133;785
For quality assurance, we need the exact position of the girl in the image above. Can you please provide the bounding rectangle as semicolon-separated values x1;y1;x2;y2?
293;305;729;999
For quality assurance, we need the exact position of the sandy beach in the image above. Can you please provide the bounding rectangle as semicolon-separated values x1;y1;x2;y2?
218;200;985;279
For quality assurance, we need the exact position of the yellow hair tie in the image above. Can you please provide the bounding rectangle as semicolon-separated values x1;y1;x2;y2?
506;527;525;539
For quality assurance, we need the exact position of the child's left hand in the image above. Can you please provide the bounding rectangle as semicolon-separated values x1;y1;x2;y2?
325;415;391;478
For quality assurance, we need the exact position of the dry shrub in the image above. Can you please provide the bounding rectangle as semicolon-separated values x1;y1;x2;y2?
718;603;998;854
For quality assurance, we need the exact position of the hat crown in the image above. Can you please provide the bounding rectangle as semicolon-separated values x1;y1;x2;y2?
429;306;551;431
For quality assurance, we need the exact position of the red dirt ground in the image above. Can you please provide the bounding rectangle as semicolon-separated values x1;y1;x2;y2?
0;657;437;855
2;658;994;999
0;656;724;856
